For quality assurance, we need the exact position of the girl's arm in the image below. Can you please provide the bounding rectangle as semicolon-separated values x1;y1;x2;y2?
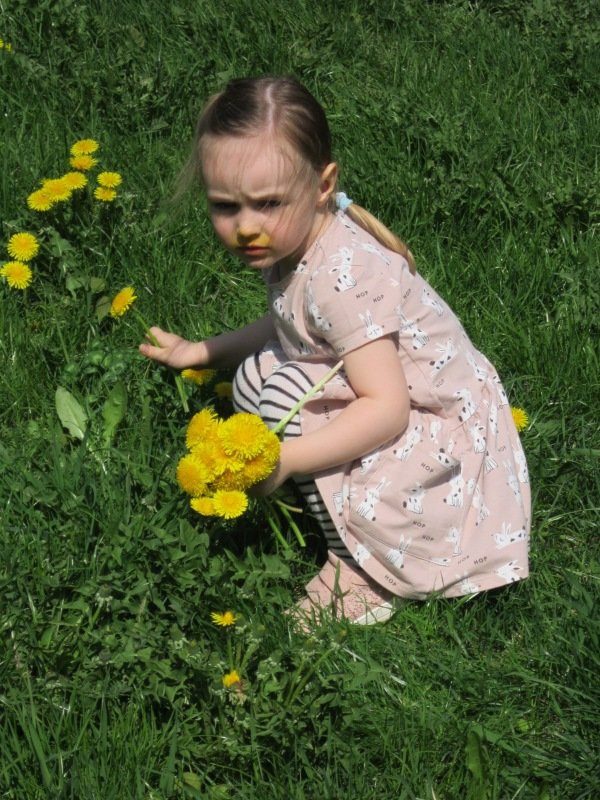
258;335;410;494
139;313;276;370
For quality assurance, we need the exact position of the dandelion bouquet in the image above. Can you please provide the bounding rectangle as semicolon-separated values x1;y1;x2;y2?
177;409;280;520
176;360;343;548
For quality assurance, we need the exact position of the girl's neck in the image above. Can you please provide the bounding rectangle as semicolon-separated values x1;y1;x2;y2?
274;209;336;282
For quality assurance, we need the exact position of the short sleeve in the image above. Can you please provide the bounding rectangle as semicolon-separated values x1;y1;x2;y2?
305;244;408;356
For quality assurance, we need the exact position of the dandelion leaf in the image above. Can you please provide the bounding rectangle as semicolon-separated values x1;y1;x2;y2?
46;229;74;258
55;386;88;440
182;772;202;790
95;294;112;322
102;381;127;446
65;274;86;295
90;276;106;293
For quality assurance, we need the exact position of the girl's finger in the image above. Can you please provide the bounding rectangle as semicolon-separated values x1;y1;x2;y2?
139;342;164;361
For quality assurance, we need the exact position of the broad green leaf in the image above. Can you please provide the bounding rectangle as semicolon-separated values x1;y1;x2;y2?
55;386;87;440
65;275;86;293
46;228;74;258
102;381;128;446
182;772;202;790
95;294;112;322
89;276;106;293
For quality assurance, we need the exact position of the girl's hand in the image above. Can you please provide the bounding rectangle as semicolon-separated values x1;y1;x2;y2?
138;326;208;370
139;315;276;372
249;447;292;498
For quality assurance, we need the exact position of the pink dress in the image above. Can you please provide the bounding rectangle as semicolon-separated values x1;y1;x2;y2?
259;211;530;599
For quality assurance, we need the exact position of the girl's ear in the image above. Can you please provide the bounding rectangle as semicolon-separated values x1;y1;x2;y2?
317;162;338;206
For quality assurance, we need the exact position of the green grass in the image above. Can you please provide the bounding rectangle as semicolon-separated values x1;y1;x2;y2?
1;0;599;797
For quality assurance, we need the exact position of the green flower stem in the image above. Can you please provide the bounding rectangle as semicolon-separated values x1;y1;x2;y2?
133;310;157;344
227;635;233;670
273;498;306;548
133;310;189;413
173;372;190;414
260;499;291;550
273;499;303;514
53;318;71;363
272;359;343;437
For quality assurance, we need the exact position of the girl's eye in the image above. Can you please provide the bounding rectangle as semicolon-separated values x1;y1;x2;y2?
210;202;238;213
259;199;282;210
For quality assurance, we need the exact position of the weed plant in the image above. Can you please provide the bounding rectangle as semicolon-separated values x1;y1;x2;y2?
0;1;599;798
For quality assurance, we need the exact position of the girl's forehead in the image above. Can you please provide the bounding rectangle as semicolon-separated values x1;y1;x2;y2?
201;134;305;193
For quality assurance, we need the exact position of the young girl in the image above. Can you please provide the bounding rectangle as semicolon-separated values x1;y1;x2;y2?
140;76;530;625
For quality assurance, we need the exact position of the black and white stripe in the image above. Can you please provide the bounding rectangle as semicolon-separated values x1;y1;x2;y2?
233;354;353;560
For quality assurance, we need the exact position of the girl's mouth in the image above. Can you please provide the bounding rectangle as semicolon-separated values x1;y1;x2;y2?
240;246;269;257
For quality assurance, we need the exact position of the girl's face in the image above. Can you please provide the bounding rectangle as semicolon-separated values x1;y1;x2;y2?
201;134;337;277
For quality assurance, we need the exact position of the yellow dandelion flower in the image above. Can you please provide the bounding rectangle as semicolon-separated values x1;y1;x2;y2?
215;449;246;476
511;407;529;432
222;670;241;688
4;43;12;53
176;453;212;496
240;450;279;486
213;465;251;491
7;232;39;262
181;368;217;386
186;408;220;450
110;286;137;318
27;187;55;212
259;429;281;460
1;261;33;290
42;177;72;202
188;440;229;479
70;154;98;171
218;413;275;460
190;496;216;516
61;171;88;190
215;381;233;399
97;171;122;188
210;610;237;627
70;138;99;156
213;467;248;491
212;489;249;519
94;186;117;203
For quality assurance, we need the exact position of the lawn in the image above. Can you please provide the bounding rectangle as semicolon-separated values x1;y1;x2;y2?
0;1;598;797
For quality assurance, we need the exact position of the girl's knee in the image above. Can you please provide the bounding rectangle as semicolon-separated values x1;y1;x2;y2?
232;353;264;414
260;362;313;430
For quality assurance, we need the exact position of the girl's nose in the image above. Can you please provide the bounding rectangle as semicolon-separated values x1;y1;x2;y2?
236;212;260;242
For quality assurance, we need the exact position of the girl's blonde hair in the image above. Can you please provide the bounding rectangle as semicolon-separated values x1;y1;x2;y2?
338;202;415;273
181;75;415;273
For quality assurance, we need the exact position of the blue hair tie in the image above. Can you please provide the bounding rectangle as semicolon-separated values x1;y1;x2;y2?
335;192;353;212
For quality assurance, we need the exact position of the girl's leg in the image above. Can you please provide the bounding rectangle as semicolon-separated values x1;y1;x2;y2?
233;353;397;627
231;351;265;417
232;355;353;561
300;551;396;626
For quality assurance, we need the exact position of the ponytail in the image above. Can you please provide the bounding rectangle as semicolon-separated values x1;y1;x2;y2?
334;193;416;274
